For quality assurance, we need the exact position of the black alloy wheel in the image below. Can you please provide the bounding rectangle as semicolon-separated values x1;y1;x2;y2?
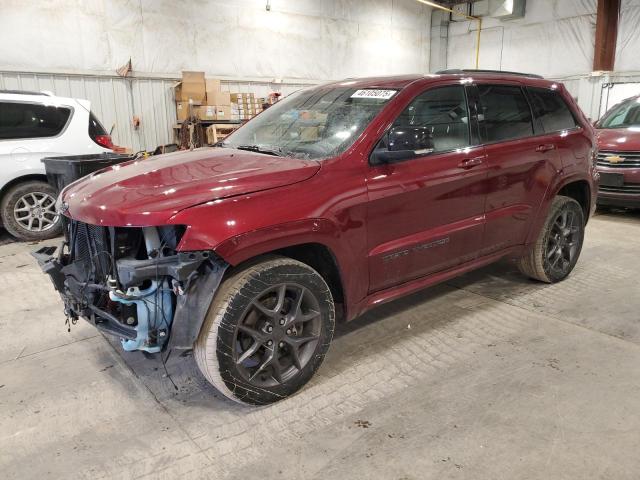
234;283;322;387
195;256;335;405
544;208;582;278
517;195;585;283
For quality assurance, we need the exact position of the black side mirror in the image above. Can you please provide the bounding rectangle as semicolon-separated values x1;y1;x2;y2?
388;126;433;152
370;126;434;165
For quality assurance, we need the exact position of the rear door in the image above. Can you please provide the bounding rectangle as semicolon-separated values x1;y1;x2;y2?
366;84;488;292
526;85;588;171
470;83;559;253
0;100;73;183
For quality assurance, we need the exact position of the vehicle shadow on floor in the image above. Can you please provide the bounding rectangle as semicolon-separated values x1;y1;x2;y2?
99;269;511;412
0;228;15;246
594;205;640;223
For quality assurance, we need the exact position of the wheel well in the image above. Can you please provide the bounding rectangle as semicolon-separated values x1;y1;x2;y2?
558;181;590;220
274;243;346;322
0;174;50;201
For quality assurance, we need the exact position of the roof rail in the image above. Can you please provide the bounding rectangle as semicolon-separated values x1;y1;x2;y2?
0;89;52;96
436;69;544;79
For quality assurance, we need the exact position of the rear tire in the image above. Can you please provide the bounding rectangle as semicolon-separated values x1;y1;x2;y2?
0;181;62;241
195;255;335;405
517;195;585;283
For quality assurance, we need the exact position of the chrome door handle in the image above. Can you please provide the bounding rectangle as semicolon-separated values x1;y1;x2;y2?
536;144;556;152
458;156;484;169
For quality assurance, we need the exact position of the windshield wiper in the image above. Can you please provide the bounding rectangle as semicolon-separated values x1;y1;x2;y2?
235;144;284;157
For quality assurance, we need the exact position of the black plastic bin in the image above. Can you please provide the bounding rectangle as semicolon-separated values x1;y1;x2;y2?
42;153;133;193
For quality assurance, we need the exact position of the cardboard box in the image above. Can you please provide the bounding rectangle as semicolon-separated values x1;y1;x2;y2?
205;78;221;94
176;101;195;122
231;93;256;103
196;105;232;121
175;71;206;103
206;89;231;106
205;79;231;105
196;105;217;121
215;105;232;120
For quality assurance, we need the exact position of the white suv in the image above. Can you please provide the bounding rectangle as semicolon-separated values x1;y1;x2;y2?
0;91;113;240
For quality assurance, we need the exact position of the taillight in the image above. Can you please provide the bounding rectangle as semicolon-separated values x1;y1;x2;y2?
94;134;114;150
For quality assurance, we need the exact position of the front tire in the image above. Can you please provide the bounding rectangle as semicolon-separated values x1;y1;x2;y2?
1;181;61;241
195;256;335;405
517;195;585;283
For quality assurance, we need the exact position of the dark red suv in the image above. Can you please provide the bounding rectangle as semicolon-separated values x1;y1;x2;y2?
35;70;598;405
595;95;640;208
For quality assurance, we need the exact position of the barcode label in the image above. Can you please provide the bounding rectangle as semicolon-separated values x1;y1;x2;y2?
351;89;397;100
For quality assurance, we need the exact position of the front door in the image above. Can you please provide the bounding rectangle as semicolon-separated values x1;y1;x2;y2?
366;85;488;293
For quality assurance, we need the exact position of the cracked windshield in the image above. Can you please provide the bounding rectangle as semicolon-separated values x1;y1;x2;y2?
222;86;398;160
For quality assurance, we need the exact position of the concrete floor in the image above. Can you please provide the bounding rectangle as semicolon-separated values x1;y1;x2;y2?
2;210;640;479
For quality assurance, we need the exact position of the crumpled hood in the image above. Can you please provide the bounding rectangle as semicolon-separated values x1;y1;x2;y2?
596;128;640;151
63;148;320;226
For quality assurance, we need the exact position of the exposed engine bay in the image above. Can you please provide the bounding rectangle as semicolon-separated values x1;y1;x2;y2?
33;218;227;353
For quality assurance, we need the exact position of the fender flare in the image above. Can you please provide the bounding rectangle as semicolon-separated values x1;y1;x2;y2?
213;218;345;267
524;172;593;246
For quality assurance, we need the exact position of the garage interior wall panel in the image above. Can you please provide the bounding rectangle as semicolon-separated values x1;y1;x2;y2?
615;0;640;72
446;0;598;77
0;0;431;80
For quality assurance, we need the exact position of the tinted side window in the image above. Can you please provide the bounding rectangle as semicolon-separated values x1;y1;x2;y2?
477;85;533;143
393;85;470;153
528;87;578;133
0;102;71;140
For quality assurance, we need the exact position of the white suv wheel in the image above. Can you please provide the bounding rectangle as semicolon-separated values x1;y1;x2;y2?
13;191;59;232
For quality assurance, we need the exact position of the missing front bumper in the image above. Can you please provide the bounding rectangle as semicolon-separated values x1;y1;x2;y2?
33;240;228;353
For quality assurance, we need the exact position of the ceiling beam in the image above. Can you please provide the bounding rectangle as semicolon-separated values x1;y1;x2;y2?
593;0;621;71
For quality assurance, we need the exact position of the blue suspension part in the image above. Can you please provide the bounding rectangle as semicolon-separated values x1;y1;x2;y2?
109;279;174;353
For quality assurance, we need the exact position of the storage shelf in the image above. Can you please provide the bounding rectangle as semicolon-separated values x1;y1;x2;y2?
173;119;242;129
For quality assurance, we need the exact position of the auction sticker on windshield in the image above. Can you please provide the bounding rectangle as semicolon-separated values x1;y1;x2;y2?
351;89;397;100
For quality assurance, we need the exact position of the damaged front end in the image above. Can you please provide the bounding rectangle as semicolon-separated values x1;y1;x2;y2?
33;218;227;353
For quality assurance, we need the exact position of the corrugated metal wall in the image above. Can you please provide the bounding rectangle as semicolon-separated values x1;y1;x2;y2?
0;71;313;152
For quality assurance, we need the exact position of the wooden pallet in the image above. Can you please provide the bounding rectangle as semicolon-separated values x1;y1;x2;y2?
172;120;241;146
205;123;240;144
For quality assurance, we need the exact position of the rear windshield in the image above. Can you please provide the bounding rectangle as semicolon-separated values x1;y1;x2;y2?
88;112;108;137
598;97;640;129
0;101;71;139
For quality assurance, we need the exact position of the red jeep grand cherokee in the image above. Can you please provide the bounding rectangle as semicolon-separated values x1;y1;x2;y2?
35;70;598;405
595;95;640;208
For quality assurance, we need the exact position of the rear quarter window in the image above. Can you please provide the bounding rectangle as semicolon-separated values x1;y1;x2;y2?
527;87;578;133
88;112;108;137
0;101;71;140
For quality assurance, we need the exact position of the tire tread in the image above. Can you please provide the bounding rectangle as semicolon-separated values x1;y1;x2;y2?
517;195;584;283
194;255;334;405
